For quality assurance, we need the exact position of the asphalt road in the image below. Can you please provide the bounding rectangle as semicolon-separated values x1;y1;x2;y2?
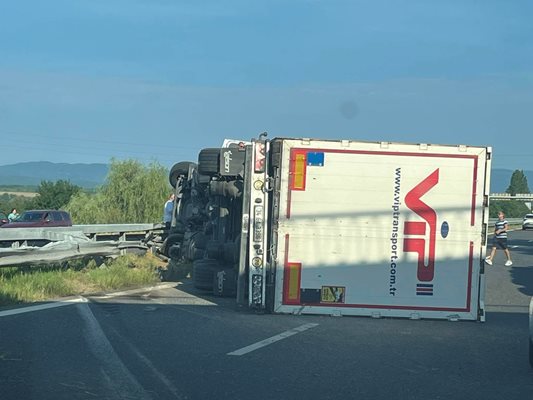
1;231;532;400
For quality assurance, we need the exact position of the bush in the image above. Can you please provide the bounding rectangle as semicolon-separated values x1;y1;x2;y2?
66;159;170;224
0;254;162;306
489;200;530;218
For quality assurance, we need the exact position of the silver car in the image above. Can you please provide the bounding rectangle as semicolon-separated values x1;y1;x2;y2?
523;214;533;230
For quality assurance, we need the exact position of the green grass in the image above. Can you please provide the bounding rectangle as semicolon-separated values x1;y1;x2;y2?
0;254;162;307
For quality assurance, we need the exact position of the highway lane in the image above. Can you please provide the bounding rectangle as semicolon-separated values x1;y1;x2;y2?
1;231;532;400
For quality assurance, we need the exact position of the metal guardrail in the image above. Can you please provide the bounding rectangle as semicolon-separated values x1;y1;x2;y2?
0;239;147;267
488;218;524;226
0;223;165;267
72;223;164;234
0;223;164;242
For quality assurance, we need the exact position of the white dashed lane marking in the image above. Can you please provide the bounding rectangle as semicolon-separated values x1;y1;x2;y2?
227;323;319;356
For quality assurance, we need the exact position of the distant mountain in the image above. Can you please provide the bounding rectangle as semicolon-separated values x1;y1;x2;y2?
0;162;109;188
491;169;533;193
0;162;528;193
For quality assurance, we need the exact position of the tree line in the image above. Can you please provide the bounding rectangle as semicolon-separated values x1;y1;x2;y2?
0;159;170;224
1;164;531;222
489;170;531;218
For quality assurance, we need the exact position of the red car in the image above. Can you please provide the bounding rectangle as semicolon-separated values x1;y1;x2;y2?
0;210;72;228
0;212;8;226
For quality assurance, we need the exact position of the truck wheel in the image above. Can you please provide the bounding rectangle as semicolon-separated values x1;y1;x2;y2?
206;240;224;260
169;161;196;188
168;245;181;260
160;259;190;281
198;148;220;176
191;232;208;250
223;241;238;264
192;259;220;291
192;248;205;260
213;268;237;297
160;233;184;257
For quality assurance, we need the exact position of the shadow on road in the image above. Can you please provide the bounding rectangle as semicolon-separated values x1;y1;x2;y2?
510;238;533;257
510;266;533;297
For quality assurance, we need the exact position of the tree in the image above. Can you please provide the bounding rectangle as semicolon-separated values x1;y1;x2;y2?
0;193;33;215
65;192;106;224
489;170;531;217
506;170;530;196
489;200;530;218
31;180;81;210
66;159;169;224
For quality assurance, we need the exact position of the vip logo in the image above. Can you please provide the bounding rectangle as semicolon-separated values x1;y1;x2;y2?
403;169;439;283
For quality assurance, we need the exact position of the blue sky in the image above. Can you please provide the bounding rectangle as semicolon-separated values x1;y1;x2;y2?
0;0;532;170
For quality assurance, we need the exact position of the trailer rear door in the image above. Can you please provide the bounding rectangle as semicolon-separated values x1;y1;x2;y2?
272;139;490;321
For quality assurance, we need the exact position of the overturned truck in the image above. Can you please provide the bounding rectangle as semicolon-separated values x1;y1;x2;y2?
161;135;492;321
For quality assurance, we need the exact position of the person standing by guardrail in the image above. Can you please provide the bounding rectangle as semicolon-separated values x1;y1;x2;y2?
163;193;175;230
485;211;513;266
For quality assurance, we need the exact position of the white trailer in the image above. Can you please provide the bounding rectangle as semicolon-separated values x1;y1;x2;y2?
241;138;491;321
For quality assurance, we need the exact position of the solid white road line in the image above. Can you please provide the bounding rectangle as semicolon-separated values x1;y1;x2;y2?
227;323;319;356
0;297;86;318
0;282;179;318
77;303;152;399
108;325;184;399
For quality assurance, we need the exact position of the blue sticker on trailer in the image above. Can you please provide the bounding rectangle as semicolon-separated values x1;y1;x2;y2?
307;152;324;166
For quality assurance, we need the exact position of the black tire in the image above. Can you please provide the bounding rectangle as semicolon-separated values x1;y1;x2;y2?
213;268;237;297
169;161;196;188
206;240;224;260
223;241;238;264
192;259;220;290
168;245;181;260
192;248;205;260
198;173;211;185
160;259;191;281
198;148;220;176
191;232;208;250
160;233;184;257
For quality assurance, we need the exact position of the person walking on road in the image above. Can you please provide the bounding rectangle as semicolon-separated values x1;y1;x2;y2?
485;211;513;266
163;193;175;230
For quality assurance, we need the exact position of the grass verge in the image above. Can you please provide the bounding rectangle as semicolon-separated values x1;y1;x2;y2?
0;253;163;307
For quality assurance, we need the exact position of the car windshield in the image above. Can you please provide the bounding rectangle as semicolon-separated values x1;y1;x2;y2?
0;213;7;219
525;214;533;219
18;211;46;222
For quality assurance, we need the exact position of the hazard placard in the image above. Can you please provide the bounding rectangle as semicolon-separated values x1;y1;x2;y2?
321;286;346;304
